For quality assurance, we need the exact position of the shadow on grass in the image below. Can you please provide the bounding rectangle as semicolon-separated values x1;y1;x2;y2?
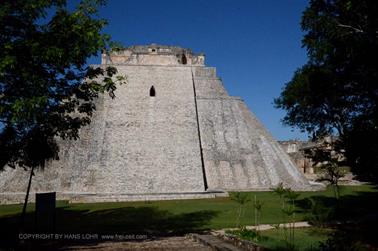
295;185;378;221
0;205;218;250
294;185;378;250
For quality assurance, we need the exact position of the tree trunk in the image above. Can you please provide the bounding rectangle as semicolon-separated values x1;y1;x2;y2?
20;165;34;230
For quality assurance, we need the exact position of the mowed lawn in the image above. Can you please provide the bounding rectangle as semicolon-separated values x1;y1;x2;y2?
229;227;333;250
0;184;376;233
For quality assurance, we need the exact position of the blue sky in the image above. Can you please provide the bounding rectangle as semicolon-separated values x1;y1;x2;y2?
90;0;310;141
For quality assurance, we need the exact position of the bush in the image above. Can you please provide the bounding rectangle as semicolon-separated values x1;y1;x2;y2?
226;227;261;242
305;198;332;227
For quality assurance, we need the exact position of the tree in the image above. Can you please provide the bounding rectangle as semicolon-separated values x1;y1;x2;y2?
283;189;300;249
253;195;263;232
230;192;250;228
274;0;378;180
304;138;346;200
0;0;126;223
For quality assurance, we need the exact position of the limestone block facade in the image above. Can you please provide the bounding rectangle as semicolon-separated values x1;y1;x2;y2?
0;44;317;204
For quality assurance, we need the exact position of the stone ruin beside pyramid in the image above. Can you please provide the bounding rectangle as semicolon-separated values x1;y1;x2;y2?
0;44;320;203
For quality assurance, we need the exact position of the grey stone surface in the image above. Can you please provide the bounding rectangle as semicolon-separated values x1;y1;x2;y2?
62;236;213;251
189;234;245;251
0;44;315;204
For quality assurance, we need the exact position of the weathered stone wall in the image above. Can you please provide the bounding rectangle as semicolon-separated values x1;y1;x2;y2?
0;65;208;203
0;94;109;202
97;65;205;194
193;67;312;190
102;44;205;66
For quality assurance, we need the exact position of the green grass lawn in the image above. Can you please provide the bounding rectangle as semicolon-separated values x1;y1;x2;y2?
0;184;376;231
228;227;332;251
261;228;325;251
0;184;377;250
260;227;331;251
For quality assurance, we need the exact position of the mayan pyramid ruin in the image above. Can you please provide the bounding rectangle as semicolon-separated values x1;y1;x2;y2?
0;44;316;203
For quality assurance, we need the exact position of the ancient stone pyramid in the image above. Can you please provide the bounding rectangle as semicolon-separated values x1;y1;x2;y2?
0;45;315;203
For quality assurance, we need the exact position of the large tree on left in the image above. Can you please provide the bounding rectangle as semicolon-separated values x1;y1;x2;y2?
0;0;125;220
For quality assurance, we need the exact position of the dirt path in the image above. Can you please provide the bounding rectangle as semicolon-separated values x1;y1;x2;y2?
213;221;311;235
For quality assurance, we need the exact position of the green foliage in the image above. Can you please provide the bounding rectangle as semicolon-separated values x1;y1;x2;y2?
305;198;332;227
228;227;330;251
319;230;368;251
253;195;263;231
226;228;262;242
284;189;300;203
284;188;300;250
254;198;263;211
264;228;330;251
317;160;346;199
230;192;251;228
238;228;260;241
0;0;126;169
230;192;251;205
273;182;286;199
274;0;378;181
272;184;302;250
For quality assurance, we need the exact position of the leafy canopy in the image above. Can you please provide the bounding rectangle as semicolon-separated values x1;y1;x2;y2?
274;0;378;180
0;0;126;169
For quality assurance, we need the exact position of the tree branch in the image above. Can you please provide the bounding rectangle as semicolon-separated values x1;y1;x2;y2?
337;23;364;33
337;22;378;38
